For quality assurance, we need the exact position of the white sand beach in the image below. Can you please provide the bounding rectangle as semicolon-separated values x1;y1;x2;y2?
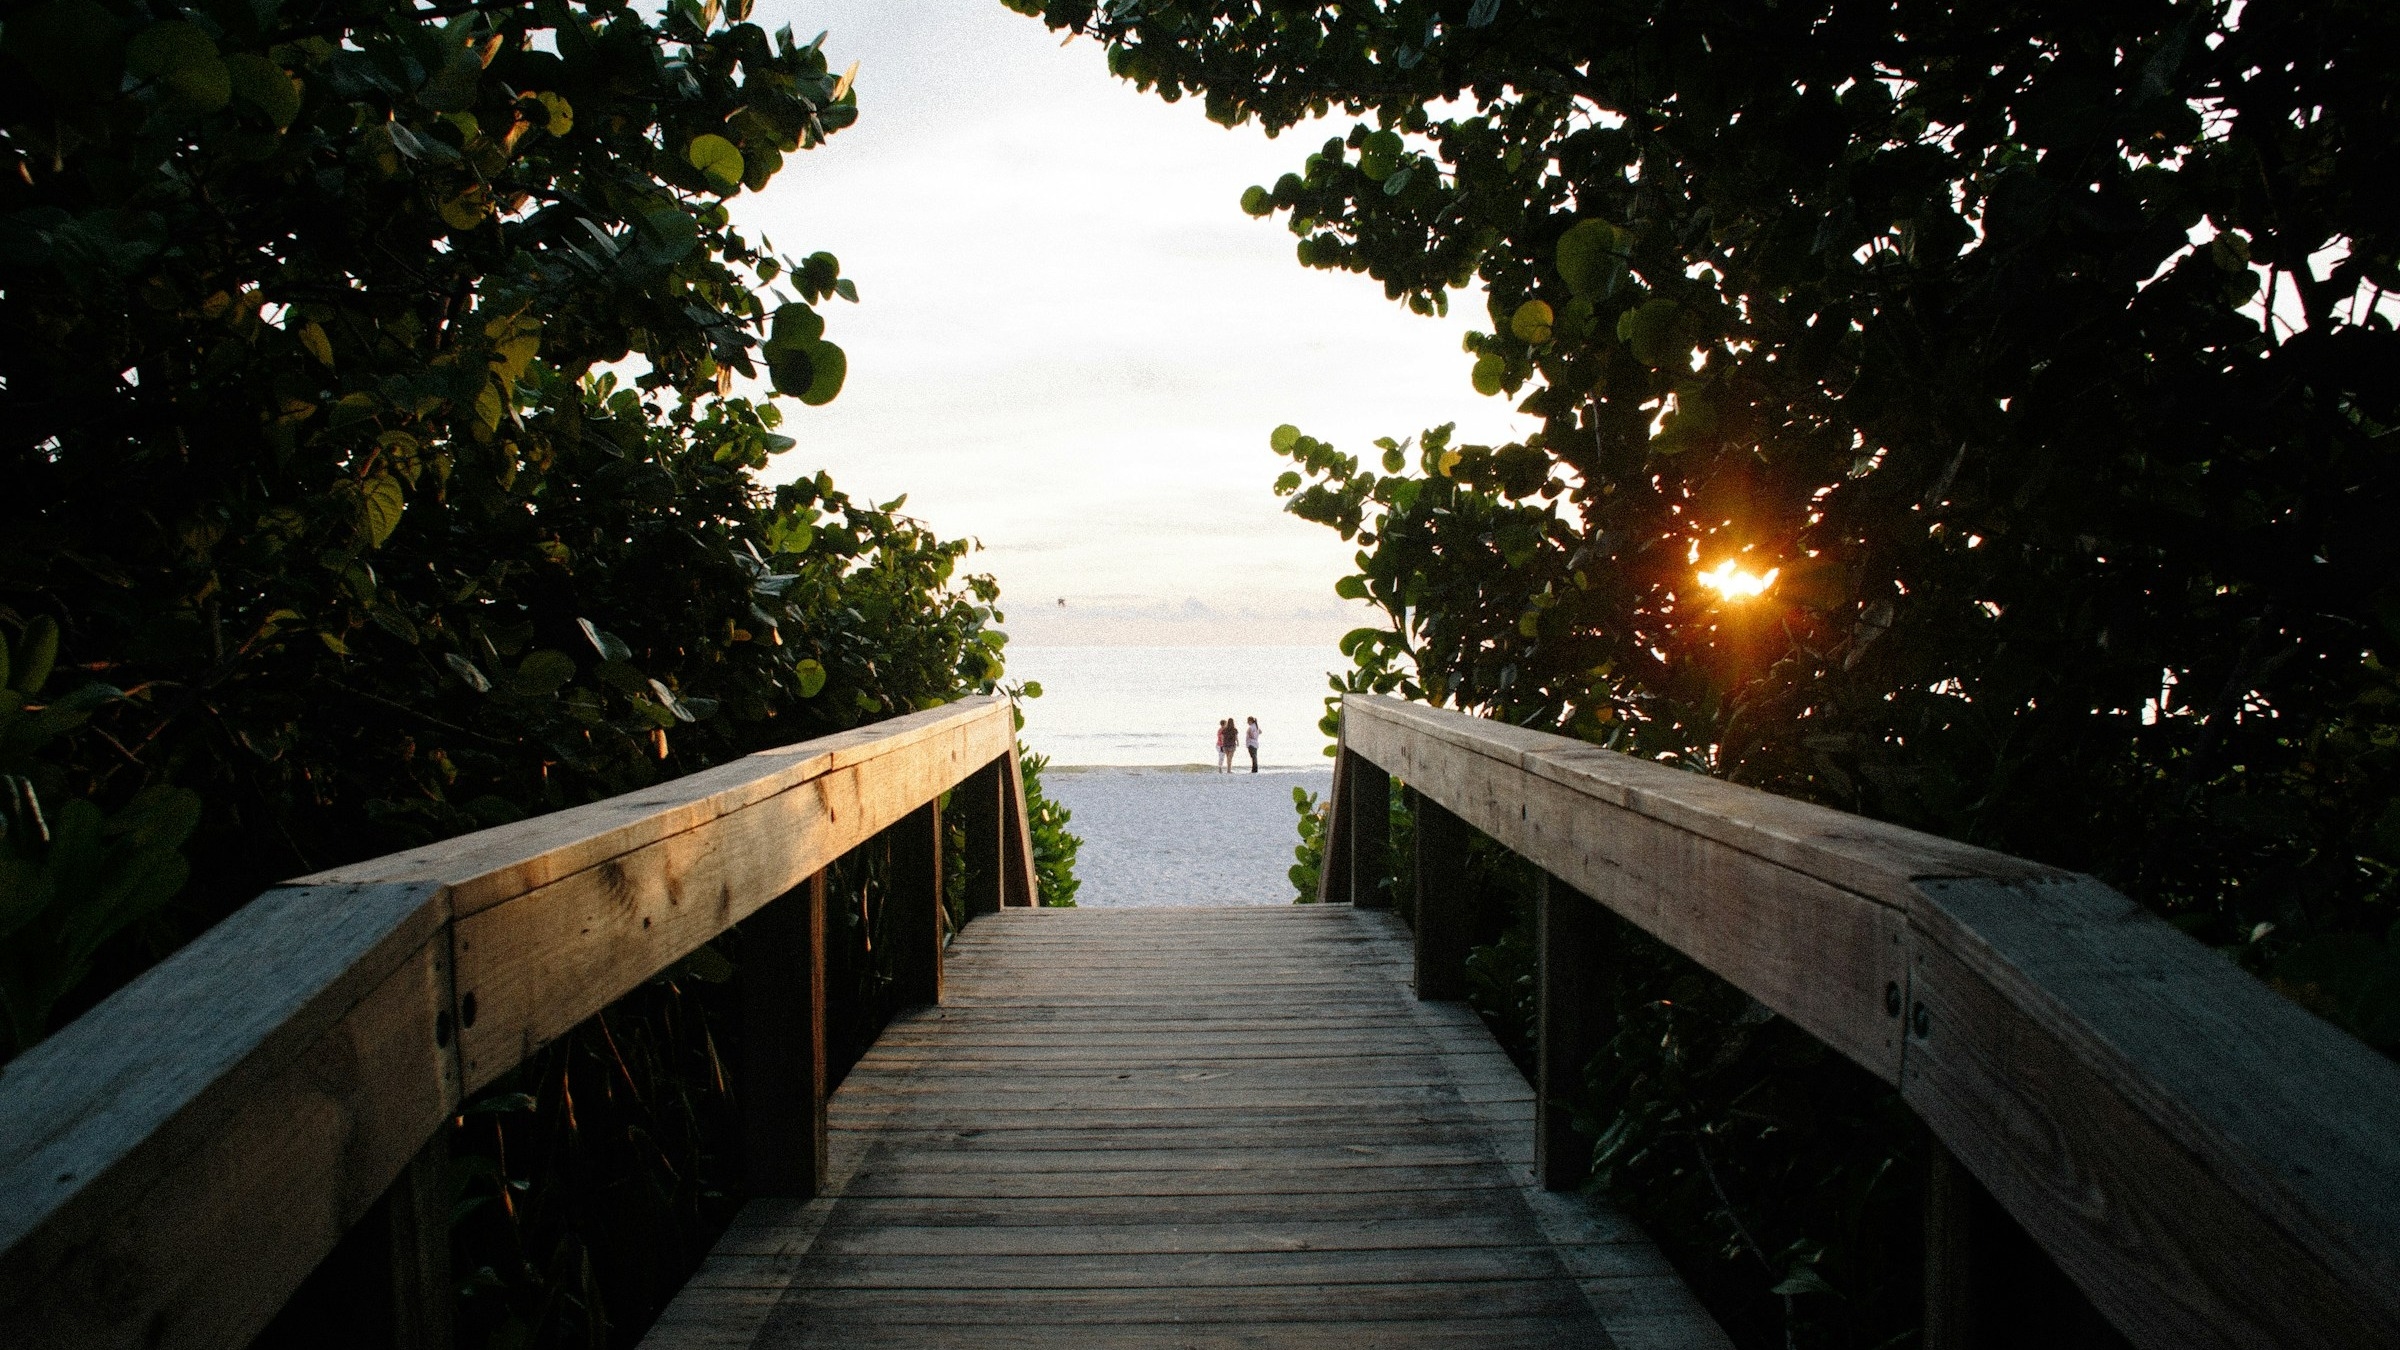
1042;765;1334;907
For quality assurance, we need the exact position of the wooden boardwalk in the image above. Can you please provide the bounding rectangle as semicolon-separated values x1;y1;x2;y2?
647;905;1727;1349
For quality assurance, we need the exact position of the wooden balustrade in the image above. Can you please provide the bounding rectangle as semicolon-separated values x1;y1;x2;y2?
1328;692;2400;1350
0;695;1036;1350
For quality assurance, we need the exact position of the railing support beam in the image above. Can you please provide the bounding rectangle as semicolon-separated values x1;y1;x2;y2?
1000;741;1039;908
1413;793;1472;999
1348;755;1391;908
739;870;829;1199
1317;743;1354;905
1537;874;1605;1190
957;758;1006;920
891;801;945;1004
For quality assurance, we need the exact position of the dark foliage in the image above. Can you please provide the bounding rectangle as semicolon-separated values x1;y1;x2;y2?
1015;1;2400;1344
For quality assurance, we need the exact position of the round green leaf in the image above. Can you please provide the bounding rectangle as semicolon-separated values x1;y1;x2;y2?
226;53;301;127
516;649;576;693
1556;219;1631;300
126;22;229;112
1627;297;1686;368
1471;352;1507;396
1510;299;1554;345
797;339;845;405
1269;423;1302;452
793;658;828;698
1240;185;1271;216
688;134;746;194
1333;575;1370;600
1359;129;1404;181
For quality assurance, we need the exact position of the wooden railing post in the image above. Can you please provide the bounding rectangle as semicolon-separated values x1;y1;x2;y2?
1413;793;1472;998
740;871;829;1199
957;757;1006;920
1537;873;1605;1190
1317;744;1353;905
1348;754;1392;908
1000;740;1039;908
253;1132;453;1350
890;801;944;1004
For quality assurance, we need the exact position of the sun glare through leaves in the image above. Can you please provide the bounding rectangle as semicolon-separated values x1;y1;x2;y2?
1696;560;1778;600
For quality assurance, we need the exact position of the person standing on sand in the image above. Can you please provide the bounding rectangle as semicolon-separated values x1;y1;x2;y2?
1244;717;1261;773
1215;718;1237;772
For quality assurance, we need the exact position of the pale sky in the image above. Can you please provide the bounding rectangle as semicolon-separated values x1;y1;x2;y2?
731;0;1528;646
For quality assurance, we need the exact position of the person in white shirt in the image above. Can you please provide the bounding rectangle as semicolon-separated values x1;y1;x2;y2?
1244;717;1261;773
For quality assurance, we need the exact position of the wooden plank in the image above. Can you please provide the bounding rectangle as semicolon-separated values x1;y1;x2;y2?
1348;754;1392;908
0;699;1018;1350
1317;741;1352;905
302;697;1014;917
1348;695;2054;907
955;758;1005;919
646;906;1726;1350
451;714;1001;1092
1904;876;2400;1350
741;872;829;1199
1001;737;1039;908
0;882;456;1350
1413;794;1473;1000
889;803;944;1007
1349;697;1909;1080
379;1133;454;1350
1537;874;1605;1190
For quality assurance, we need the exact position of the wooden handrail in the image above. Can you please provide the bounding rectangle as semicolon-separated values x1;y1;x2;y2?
1333;693;2400;1350
0;695;1029;1350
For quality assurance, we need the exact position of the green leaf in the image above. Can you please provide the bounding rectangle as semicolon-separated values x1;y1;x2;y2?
793;658;828;698
125;22;229;112
578;618;633;663
796;340;846;405
1240;185;1272;216
226;53;302;127
688;134;746;194
444;652;491;693
298;321;334;368
360;475;405;547
1556;219;1631;300
1270;423;1302;453
1359;129;1404;182
1471;352;1507;396
516;649;577;693
1334;575;1369;600
12;617;59;696
1510;300;1554;345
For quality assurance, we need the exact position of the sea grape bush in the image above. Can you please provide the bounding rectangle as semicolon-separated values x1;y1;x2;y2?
1014;0;2400;1345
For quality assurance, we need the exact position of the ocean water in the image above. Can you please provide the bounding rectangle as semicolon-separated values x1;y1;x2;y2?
1006;645;1349;767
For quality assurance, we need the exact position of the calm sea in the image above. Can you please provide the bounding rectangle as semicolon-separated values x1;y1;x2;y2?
1006;645;1349;767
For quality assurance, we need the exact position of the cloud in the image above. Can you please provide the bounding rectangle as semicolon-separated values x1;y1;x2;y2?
733;0;1532;638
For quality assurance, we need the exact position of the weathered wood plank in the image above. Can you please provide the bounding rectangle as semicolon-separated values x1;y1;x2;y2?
1343;693;2400;1350
1905;876;2400;1350
954;758;1005;919
0;700;1016;1350
1413;794;1474;1000
1349;754;1393;908
1000;738;1039;908
1317;740;1353;905
0;882;455;1350
889;803;944;1007
1538;874;1605;1191
740;872;829;1200
646;906;1722;1350
451;703;1008;1091
1350;700;1908;1079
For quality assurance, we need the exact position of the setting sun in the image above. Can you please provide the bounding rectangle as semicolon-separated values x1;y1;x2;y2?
1697;560;1779;600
